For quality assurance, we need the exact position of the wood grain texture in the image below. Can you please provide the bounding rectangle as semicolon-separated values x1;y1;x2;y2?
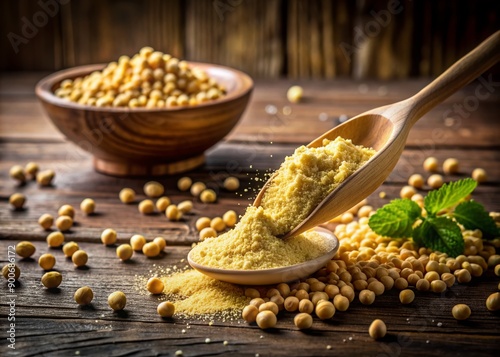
185;0;283;78
351;0;415;79
0;74;499;356
1;141;499;242
2;76;500;147
1;0;499;78
410;31;500;121
60;0;184;67
288;0;332;78
0;240;499;356
0;0;63;70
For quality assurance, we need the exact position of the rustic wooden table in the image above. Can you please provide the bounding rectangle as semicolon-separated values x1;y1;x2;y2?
1;73;499;357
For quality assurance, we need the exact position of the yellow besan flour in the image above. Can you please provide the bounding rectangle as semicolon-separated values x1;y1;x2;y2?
160;269;249;316
190;137;375;270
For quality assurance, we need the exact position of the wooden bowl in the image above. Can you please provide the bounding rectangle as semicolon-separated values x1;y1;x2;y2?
36;63;253;176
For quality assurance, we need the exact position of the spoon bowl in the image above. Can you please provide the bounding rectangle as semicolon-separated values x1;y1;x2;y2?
187;227;338;285
255;30;500;239
254;111;398;239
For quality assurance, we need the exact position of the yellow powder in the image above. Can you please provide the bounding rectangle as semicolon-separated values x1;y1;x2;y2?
190;137;375;270
160;269;249;316
261;137;376;235
192;206;332;269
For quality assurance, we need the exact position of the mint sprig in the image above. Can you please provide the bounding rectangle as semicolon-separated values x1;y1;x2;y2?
424;178;477;215
368;178;499;257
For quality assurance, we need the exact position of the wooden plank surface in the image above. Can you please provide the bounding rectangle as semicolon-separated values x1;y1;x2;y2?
1;74;499;147
1;141;499;243
0;74;499;357
2;240;500;357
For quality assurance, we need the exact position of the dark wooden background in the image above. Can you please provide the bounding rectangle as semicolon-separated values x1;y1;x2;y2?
2;0;499;78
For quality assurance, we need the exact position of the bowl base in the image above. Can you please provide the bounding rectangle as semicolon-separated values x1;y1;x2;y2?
93;155;205;177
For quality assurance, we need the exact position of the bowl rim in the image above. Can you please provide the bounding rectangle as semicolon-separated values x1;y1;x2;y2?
35;61;254;112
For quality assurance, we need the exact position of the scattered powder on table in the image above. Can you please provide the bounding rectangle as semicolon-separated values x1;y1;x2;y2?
160;269;249;319
190;137;375;270
135;266;249;319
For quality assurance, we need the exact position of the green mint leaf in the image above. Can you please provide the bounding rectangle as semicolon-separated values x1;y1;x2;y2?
413;216;464;257
369;199;421;238
454;200;499;239
424;178;477;216
411;221;425;247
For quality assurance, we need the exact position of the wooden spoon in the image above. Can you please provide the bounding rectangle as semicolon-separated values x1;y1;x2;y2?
188;227;338;285
255;30;500;240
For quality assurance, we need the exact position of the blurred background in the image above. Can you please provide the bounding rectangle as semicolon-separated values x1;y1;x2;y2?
1;0;499;79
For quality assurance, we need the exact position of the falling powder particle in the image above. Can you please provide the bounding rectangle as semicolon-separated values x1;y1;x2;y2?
358;84;369;94
318;112;329;121
338;114;349;123
377;86;388;96
282;106;292;115
265;105;277;115
444;117;455;127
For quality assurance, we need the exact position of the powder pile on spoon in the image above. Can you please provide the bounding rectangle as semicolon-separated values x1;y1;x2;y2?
190;137;375;270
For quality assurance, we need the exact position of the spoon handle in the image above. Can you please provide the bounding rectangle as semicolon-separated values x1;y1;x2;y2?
408;30;500;124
